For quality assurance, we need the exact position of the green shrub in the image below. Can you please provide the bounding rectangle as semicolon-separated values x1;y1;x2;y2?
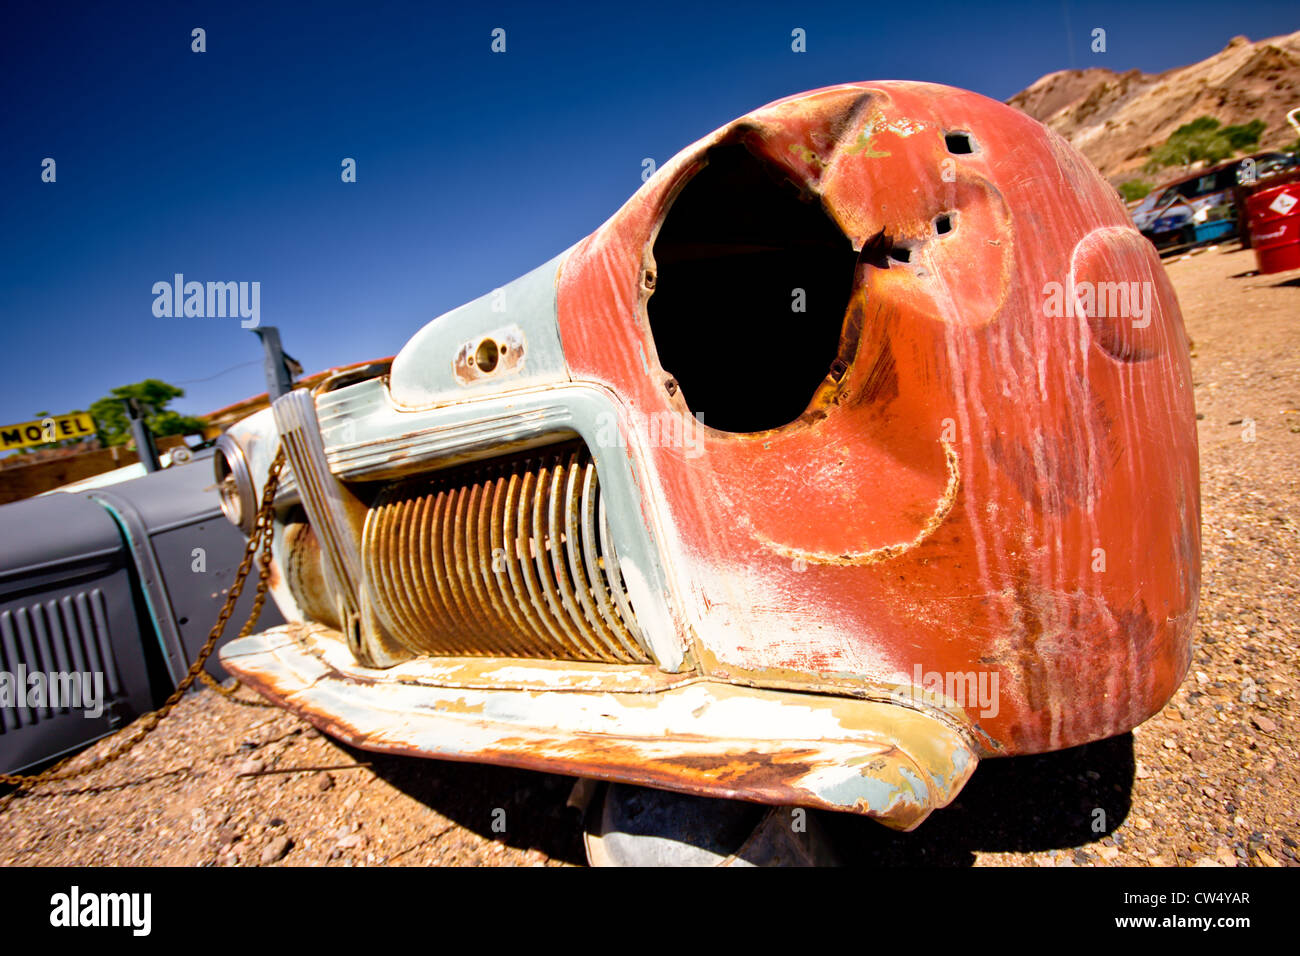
1119;179;1152;202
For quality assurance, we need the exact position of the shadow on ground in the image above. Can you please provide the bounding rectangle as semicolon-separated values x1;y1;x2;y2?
348;732;1135;867
820;733;1136;865
343;742;589;865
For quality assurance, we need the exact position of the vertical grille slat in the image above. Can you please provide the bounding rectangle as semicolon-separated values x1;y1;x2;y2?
580;464;643;659
543;457;600;659
599;495;645;651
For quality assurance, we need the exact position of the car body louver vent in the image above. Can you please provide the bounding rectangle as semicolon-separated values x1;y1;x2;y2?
0;590;120;730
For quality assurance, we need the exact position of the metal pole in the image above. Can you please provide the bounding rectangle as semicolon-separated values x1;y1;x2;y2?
124;397;160;473
252;327;299;401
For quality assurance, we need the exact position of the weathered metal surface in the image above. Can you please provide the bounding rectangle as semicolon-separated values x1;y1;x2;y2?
217;79;1200;817
272;390;413;668
271;391;365;623
555;81;1200;756
452;325;528;385
361;446;648;663
389;253;570;408
222;622;977;829
283;522;340;630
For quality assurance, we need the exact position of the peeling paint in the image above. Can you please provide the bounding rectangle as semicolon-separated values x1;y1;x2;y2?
222;622;977;829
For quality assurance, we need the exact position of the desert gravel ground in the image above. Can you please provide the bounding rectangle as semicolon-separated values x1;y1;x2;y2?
0;244;1295;867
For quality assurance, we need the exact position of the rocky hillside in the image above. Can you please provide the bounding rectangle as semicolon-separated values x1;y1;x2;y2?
1008;31;1300;183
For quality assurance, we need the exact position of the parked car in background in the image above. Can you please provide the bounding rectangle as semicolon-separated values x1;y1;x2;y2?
0;450;283;776
1131;150;1300;250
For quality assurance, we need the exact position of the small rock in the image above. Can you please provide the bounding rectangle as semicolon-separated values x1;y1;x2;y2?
1251;715;1277;733
1215;846;1237;867
335;833;364;850
235;758;265;777
260;836;291;864
1256;850;1282;867
1097;846;1120;862
342;791;361;811
316;772;335;792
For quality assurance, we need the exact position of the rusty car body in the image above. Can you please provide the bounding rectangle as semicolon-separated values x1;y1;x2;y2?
215;81;1200;837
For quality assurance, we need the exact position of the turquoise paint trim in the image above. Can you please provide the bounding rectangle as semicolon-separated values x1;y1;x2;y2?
87;495;180;683
313;380;687;670
389;252;571;409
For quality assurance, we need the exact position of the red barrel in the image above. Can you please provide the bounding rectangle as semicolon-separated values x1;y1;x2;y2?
1246;183;1300;274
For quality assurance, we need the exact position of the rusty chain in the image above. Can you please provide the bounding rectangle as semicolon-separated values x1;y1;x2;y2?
0;447;287;791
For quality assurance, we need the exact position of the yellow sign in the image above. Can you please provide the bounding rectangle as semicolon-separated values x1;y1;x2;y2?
0;413;97;452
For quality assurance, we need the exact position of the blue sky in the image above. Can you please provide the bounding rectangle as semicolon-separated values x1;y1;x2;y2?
2;0;1296;431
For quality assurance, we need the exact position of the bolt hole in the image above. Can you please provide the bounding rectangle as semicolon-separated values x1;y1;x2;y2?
935;214;953;236
643;269;656;289
888;247;912;263
475;339;500;373
945;132;975;154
